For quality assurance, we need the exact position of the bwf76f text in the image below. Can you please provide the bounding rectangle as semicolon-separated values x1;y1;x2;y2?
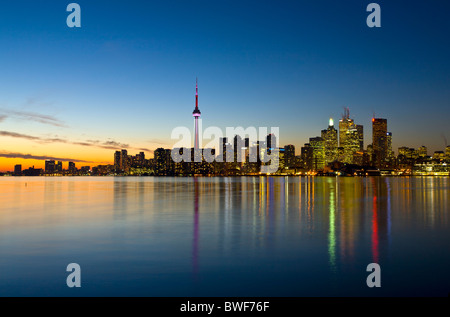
180;301;270;313
224;302;270;312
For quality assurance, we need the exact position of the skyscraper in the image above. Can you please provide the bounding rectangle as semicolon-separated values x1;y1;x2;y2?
219;137;228;162
386;132;394;162
343;126;360;164
233;135;245;164
14;164;22;176
284;144;296;169
301;143;313;171
266;133;277;150
356;124;364;151
278;147;285;170
372;118;388;168
339;107;352;147
321;118;338;165
339;108;362;164
114;151;121;170
138;152;145;166
154;148;169;175
56;161;62;173
45;160;55;174
69;162;76;173
309;137;325;171
121;149;129;172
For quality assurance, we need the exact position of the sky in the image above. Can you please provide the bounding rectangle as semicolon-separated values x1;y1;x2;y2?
0;0;449;171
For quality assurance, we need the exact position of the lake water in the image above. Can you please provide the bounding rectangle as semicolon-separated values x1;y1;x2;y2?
0;176;448;297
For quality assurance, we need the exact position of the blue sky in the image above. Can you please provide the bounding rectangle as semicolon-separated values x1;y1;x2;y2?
0;0;449;169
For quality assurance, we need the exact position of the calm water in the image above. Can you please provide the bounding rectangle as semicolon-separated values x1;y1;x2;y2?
0;176;448;297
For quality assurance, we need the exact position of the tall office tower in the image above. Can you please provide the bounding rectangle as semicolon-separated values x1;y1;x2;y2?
219;137;228;162
154;148;167;175
372;118;388;168
120;149;128;171
278;148;285;170
242;137;250;164
68;162;76;173
266;133;277;150
45;160;55;174
247;142;260;173
233;135;245;163
301;143;313;171
192;78;201;150
257;140;266;166
356;124;364;150
284;144;295;169
321;118;338;165
446;146;450;161
114;151;121;170
138;152;145;166
56;161;63;173
339;107;353;147
309;137;325;171
418;146;428;158
14;164;22;176
343;126;360;164
339;108;362;163
244;137;250;148
386;132;394;161
164;148;175;175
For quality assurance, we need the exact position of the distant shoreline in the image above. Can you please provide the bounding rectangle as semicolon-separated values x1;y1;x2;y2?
1;174;449;178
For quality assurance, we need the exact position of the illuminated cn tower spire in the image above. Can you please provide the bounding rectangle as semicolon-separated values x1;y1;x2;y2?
193;78;201;150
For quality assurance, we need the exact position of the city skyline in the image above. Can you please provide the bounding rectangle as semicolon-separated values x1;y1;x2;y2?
1;1;450;171
5;105;450;176
2;1;450;303
2;99;450;173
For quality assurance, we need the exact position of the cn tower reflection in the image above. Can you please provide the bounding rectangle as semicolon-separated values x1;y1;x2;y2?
193;177;199;279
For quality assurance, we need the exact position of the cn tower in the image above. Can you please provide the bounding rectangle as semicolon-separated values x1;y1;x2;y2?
193;78;201;150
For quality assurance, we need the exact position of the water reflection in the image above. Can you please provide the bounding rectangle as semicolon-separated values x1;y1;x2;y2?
245;176;395;269
328;178;337;272
0;176;448;296
193;177;199;279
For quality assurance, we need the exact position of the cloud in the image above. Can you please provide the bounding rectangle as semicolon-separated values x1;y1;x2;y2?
0;109;67;127
72;141;94;147
0;131;41;141
0;131;68;144
0;115;6;122
0;151;93;163
0;130;137;152
45;138;68;143
72;140;129;150
102;140;129;148
138;148;154;154
86;140;100;144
